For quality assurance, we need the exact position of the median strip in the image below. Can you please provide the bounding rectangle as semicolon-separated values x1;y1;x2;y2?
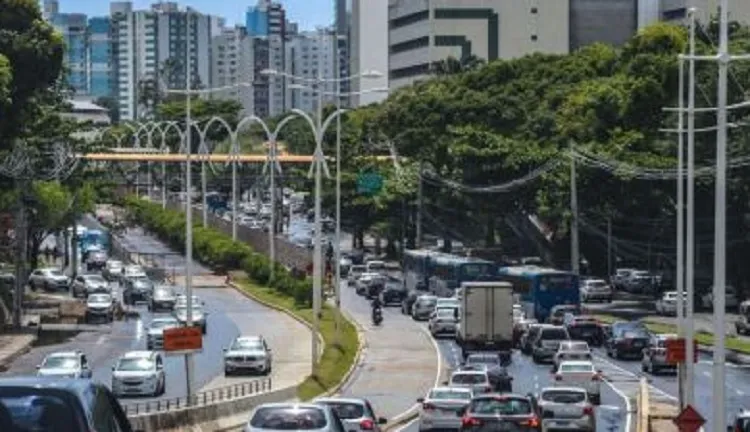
593;314;750;355
118;197;362;401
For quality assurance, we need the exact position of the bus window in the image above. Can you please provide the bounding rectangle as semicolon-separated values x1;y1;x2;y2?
460;263;494;279
539;274;576;290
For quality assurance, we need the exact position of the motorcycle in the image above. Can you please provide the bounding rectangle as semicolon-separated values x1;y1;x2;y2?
372;306;383;326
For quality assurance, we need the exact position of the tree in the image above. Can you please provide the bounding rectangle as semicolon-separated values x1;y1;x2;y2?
93;96;119;123
0;0;64;149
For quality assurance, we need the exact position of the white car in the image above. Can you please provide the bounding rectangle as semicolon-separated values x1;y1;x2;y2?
554;360;601;404
538;387;596;431
123;265;147;280
702;285;739;310
417;387;473;431
553;341;592;370
428;307;458;337
145;317;182;350
656;291;687;315
435;297;460;310
175;294;204;307
28;267;69;291
446;370;492;395
223;335;273;376
173;304;207;334
103;259;123;281
36;351;92;378
111;351;166;397
365;260;386;274
580;278;613;303
347;265;366;285
85;293;115;323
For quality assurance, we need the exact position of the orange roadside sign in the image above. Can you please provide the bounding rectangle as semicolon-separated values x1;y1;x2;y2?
666;338;698;364
163;326;203;353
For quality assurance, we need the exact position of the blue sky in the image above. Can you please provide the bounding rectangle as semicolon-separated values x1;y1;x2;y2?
54;0;333;30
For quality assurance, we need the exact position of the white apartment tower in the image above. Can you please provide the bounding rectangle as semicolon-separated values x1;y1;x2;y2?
350;0;388;107
211;26;255;116
285;29;337;113
111;2;222;121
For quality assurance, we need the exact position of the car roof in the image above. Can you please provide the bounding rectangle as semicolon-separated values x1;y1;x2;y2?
655;333;678;339
122;350;155;359
46;351;81;358
255;402;329;411
235;336;263;342
429;386;473;393
150;317;178;323
472;392;530;400
314;397;367;405
540;386;587;394
560;341;589;349
452;370;487;376
0;376;98;395
559;360;594;366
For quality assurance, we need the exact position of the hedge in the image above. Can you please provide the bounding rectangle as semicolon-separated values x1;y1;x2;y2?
123;196;313;306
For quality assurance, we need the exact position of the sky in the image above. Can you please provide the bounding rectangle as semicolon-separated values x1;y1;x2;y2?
54;0;333;30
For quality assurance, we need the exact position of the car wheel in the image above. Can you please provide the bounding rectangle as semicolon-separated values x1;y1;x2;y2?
224;367;232;377
266;362;272;374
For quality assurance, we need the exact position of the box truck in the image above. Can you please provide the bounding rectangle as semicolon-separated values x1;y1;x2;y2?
455;281;514;362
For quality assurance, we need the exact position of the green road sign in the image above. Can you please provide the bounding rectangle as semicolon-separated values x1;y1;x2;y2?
357;171;383;196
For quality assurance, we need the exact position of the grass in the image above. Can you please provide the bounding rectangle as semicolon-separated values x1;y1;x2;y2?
593;314;750;354
232;274;359;401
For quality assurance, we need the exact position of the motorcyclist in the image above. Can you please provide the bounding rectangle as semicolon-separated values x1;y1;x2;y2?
371;297;383;322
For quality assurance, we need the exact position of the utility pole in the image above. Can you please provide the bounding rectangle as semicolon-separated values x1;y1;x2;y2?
416;162;423;249
676;53;687;410
685;9;697;408
570;149;580;275
606;218;612;278
12;185;27;329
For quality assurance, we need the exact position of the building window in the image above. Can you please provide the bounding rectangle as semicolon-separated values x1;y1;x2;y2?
389;10;429;29
389;63;430;80
531;35;537;41
390;36;429;54
662;8;687;20
531;7;538;14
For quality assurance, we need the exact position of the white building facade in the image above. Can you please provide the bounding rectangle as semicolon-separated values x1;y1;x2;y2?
284;29;337;113
350;0;389;107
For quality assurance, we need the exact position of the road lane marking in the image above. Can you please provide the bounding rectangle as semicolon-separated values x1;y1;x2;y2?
601;373;633;432
95;335;107;345
594;354;677;402
393;416;419;432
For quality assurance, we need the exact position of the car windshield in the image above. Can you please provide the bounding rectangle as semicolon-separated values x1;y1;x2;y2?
42;356;78;369
319;401;365;419
560;363;594;373
470;397;532;415
419;298;437;306
84;275;105;283
430;390;472;400
451;373;487;384
553;306;579;317
541;390;586;404
47;270;63;277
541;328;568;339
588;281;606;288
436;309;455;318
154;289;174;298
563;342;589;351
0;393;77;430
116;358;154;371
88;294;111;303
250;407;328;430
351;266;366;273
368;262;385;270
232;339;263;350
149;320;178;329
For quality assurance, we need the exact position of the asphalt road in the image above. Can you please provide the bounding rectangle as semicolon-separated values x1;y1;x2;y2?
5;218;312;409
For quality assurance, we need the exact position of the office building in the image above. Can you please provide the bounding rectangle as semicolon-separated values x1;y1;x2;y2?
244;0;287;117
111;1;222;121
350;0;388;107
87;16;114;98
334;0;351;106
285;29;337;113
43;0;59;21
51;12;90;95
211;26;255;116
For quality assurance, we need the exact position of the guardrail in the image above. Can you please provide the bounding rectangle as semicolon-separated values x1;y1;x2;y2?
122;377;272;416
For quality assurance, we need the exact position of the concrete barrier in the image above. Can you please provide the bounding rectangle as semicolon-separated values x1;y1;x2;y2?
129;385;298;432
636;378;649;432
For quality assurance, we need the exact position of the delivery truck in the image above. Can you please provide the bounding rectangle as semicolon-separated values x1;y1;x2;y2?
455;281;514;362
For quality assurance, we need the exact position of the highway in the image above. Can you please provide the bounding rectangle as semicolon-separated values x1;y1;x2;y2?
3;221;312;410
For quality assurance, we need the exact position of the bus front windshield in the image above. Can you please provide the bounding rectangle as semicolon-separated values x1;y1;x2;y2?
460;263;495;280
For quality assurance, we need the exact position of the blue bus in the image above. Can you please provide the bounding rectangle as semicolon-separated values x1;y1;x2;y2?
428;254;499;297
402;249;439;292
496;266;579;322
79;229;109;253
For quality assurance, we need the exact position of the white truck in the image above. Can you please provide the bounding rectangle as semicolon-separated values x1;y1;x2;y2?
455;281;514;362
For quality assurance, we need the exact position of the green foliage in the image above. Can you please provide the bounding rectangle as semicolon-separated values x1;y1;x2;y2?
124;196;313;305
0;0;64;149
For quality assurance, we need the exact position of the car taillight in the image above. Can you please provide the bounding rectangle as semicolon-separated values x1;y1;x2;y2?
359;419;374;430
583;406;594;416
461;416;482;427
521;417;540;428
422;402;436;410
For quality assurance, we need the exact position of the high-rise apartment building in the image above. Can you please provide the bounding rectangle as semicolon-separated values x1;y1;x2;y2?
244;0;287;118
350;0;388;107
334;0;351;106
211;26;255;116
110;1;222;121
285;29;337;113
87;17;114;98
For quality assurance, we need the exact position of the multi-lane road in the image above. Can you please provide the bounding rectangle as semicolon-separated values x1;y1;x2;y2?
3;222;312;411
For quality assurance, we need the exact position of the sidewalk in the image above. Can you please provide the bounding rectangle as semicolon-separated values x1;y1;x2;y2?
0;333;37;371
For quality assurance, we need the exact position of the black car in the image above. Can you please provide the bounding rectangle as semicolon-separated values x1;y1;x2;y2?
0;377;138;432
605;321;651;360
123;277;154;305
379;277;407;305
459;393;541;431
461;353;513;391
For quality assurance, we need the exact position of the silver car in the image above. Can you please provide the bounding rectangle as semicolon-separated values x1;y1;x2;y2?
72;273;109;298
224;335;273;376
538;387;596;431
146;317;182;350
417;387;473;431
111;350;166;397
29;267;69;291
85;293;115;323
244;403;345;432
314;397;387;432
446;370;493;394
428;307;458;337
173;304;208;333
149;285;177;312
36;351;92;378
532;325;571;364
103;259;123;281
411;295;437;320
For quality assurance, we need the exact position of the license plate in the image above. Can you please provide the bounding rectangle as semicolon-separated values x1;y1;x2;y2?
633;341;644;347
554;420;570;426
